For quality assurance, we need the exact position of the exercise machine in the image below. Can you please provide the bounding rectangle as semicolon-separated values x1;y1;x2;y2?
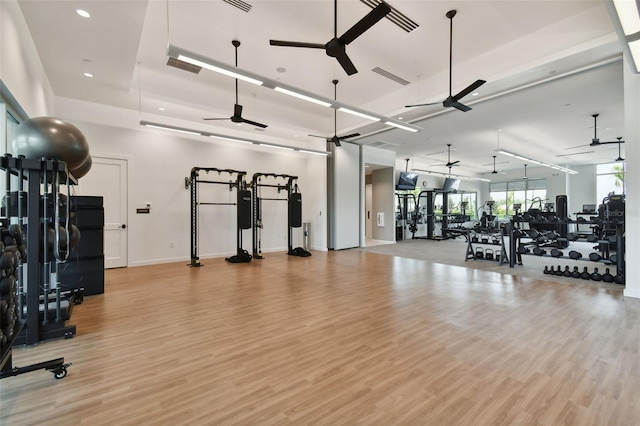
251;172;310;259
185;167;252;267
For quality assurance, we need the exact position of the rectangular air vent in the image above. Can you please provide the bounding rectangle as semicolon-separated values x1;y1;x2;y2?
223;0;252;13
372;67;410;86
360;0;419;32
167;57;202;74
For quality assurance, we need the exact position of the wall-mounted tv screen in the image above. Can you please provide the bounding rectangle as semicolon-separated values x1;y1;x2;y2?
442;177;460;192
396;172;418;190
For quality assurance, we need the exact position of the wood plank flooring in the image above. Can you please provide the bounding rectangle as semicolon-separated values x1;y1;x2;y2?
1;250;638;425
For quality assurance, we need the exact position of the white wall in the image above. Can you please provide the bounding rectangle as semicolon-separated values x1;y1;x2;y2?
371;167;394;241
0;0;54;118
64;120;324;266
328;142;360;250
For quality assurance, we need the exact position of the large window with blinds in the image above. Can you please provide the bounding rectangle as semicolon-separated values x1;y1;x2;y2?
489;178;546;218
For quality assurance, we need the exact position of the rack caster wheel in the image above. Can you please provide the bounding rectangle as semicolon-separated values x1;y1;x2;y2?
49;362;72;379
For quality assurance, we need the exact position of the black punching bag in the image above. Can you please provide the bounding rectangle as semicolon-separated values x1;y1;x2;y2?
288;193;302;228
556;195;568;247
237;190;252;230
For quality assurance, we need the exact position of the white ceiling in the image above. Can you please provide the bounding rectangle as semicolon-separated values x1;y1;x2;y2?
17;0;626;178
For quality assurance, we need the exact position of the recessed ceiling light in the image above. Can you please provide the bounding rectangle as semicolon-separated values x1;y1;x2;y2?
294;134;298;137
564;103;571;107
83;72;93;78
76;9;90;18
276;67;286;73
397;117;403;120
237;123;242;126
158;107;165;111
471;92;479;96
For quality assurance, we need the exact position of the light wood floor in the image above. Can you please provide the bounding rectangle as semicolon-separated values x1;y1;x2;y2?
1;250;639;425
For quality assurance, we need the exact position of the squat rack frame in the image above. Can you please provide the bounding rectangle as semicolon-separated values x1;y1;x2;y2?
185;167;248;267
250;172;298;259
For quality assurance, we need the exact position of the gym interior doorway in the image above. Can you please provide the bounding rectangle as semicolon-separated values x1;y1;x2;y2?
363;164;395;247
75;155;129;268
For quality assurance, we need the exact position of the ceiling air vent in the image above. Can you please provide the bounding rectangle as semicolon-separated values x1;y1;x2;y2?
372;67;410;86
360;0;419;32
166;57;202;74
223;0;252;13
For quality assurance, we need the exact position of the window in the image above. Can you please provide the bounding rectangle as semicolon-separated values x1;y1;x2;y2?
596;162;625;203
489;178;547;219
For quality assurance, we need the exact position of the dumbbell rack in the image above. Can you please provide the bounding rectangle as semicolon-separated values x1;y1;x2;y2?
465;227;509;265
509;218;625;280
1;156;80;336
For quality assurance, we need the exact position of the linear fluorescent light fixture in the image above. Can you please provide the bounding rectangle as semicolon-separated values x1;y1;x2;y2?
142;122;203;136
411;168;491;182
140;120;329;155
167;44;263;85
273;87;332;107
495;149;578;174
385;121;419;132
338;107;380;122
606;0;640;73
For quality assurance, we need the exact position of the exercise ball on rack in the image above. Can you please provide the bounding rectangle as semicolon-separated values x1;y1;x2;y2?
70;155;92;179
11;117;89;170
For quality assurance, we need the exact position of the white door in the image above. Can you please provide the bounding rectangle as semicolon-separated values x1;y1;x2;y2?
75;156;128;268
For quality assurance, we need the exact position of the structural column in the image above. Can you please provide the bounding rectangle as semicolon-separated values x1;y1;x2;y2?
623;56;640;299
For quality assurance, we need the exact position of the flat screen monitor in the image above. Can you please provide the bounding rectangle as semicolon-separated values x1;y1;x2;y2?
441;177;460;193
396;172;418;190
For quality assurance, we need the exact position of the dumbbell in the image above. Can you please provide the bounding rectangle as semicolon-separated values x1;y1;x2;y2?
0;276;16;295
543;266;551;275
602;268;614;283
580;267;592;280
569;251;582;260
586;234;598;243
8;224;24;246
589;253;602;262
533;247;546;256
563;266;572;277
567;232;579;242
591;268;602;281
614;274;624;285
0;251;15;271
554;265;563;276
571;266;581;279
517;246;530;255
550;249;563;258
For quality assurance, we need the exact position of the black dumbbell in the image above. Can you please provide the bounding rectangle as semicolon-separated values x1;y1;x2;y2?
602;268;614;283
569;251;582;260
543;266;550;275
591;268;602;281
571;266;581;279
580;267;592;280
551;248;563;258
589;252;602;262
533;247;546;256
0;276;16;295
614;274;624;285
555;265;564;276
563;266;572;277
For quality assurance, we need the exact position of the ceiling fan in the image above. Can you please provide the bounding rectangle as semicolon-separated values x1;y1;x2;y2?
431;144;460;167
269;0;391;76
405;10;486;112
308;80;360;147
565;114;624;150
203;40;267;128
481;155;506;175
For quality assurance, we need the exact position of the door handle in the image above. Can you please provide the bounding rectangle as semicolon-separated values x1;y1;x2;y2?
121;224;127;229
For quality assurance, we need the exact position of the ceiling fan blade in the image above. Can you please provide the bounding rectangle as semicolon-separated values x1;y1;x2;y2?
241;118;268;129
338;133;360;140
234;104;243;117
405;101;442;108
453;79;486;101
269;40;325;49
340;2;391;45
335;51;358;75
598;140;625;145
565;144;589;150
203;117;230;121
450;101;471;112
448;160;460;166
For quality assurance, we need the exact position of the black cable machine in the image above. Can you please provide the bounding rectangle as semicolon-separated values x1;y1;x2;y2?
251;172;310;259
1;155;74;381
185;167;252;267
